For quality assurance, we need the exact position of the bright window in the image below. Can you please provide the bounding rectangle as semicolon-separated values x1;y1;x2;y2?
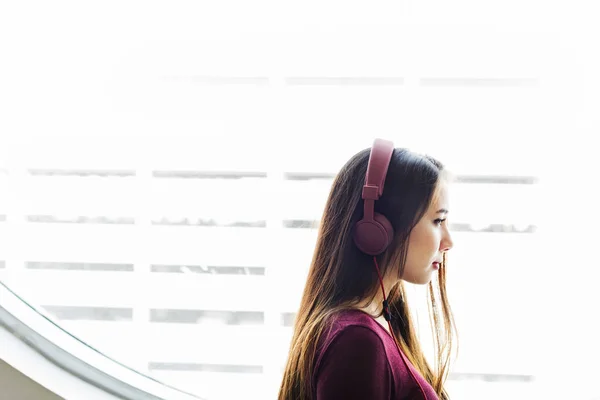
0;2;597;400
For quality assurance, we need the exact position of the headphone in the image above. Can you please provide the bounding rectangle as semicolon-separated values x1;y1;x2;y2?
352;138;429;400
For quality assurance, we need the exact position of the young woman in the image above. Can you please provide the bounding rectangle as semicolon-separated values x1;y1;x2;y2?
278;138;457;399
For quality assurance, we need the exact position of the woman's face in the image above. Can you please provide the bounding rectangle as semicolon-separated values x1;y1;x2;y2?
402;181;454;285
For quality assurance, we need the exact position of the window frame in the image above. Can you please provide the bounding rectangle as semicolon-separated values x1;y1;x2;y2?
0;281;205;400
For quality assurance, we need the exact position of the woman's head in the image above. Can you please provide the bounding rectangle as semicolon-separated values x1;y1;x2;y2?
303;144;453;309
279;141;456;400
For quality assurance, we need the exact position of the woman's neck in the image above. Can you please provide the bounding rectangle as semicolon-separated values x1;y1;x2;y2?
357;276;398;309
352;302;392;334
352;278;399;332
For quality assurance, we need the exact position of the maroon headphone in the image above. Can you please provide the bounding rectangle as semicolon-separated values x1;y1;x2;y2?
352;138;429;400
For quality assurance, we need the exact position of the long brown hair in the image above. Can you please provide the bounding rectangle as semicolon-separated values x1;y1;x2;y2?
278;146;457;400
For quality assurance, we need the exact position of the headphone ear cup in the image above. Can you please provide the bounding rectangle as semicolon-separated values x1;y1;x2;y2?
373;212;394;248
353;213;394;256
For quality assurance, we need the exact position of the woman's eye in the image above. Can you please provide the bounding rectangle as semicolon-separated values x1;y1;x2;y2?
434;218;447;226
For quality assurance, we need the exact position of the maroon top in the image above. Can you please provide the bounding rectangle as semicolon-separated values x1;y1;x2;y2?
313;309;439;400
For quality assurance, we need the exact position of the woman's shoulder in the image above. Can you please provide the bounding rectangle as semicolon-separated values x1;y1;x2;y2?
325;308;381;332
315;309;393;367
323;308;390;342
312;310;395;398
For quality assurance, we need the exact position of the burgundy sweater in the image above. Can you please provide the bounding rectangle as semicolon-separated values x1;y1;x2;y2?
313;309;439;400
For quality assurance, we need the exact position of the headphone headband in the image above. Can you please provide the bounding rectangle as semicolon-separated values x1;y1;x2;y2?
362;138;394;201
353;138;395;255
